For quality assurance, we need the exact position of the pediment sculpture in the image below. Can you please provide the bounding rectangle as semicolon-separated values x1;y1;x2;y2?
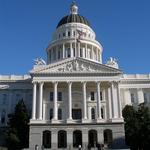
57;60;98;72
34;58;46;66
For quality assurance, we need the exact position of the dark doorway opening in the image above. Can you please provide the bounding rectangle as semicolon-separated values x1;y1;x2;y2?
43;130;51;148
73;130;82;147
104;129;113;148
88;130;97;147
58;130;67;148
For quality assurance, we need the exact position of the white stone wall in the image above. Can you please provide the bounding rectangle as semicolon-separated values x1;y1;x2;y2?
0;75;32;126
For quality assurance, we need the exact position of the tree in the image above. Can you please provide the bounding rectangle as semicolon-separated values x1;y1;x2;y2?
122;103;150;150
7;99;29;150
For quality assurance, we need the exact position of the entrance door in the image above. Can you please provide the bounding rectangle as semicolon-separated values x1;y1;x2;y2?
72;109;82;119
88;130;97;147
104;129;113;148
73;130;82;147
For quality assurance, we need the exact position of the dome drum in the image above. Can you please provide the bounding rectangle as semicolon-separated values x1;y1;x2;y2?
47;42;102;64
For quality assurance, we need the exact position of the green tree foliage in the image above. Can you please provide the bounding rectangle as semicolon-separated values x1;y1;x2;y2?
122;103;150;150
7;99;29;150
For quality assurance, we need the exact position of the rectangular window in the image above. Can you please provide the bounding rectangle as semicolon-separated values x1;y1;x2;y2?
131;93;135;103
80;48;82;57
50;92;53;101
58;109;62;120
73;48;75;57
72;109;82;119
49;51;51;62
63;32;65;37
50;109;53;120
91;92;95;101
1;110;6;124
68;31;70;37
100;91;103;101
58;50;61;60
58;92;62;101
67;48;70;57
144;93;148;103
73;31;75;37
2;94;7;105
53;49;56;60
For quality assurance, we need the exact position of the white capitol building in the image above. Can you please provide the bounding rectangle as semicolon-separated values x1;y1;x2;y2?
0;3;150;150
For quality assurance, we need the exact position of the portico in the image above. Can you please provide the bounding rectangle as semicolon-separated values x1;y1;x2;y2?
31;78;123;123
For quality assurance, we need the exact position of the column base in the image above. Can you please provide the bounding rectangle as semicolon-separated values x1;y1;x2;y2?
66;118;73;123
111;118;124;123
96;118;105;123
82;118;89;123
30;119;46;124
51;119;59;123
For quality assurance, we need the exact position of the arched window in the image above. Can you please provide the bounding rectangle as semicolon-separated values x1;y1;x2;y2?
88;130;97;147
73;130;82;147
50;109;53;120
58;130;67;148
104;129;113;148
43;130;51;148
58;108;62;120
91;108;95;120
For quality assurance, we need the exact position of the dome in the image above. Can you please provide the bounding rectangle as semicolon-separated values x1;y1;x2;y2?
56;2;91;28
56;14;90;28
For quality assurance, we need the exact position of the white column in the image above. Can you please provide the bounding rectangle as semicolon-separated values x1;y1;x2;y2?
92;45;94;59
137;88;144;104
39;82;44;120
85;44;87;58
85;44;88;58
82;46;85;58
82;82;87;119
63;43;65;58
32;82;37;120
111;82;118;118
70;42;73;57
53;82;58;120
43;103;46;120
108;87;112;119
68;82;72;120
100;51;102;63
97;82;102;119
104;106;107;119
78;43;80;57
117;83;123;118
96;48;98;61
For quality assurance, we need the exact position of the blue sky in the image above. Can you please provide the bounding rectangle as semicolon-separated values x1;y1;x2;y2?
0;0;150;75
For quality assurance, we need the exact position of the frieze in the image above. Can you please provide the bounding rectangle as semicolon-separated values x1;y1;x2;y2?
55;60;99;72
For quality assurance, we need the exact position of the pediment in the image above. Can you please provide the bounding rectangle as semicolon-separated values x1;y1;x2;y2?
30;58;122;75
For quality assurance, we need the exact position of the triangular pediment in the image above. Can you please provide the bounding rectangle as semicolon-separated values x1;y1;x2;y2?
30;57;122;75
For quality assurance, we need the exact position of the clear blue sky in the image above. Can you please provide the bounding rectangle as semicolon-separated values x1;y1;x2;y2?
0;0;150;75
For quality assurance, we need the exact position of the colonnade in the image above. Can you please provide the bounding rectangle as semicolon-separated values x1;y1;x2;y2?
48;42;102;63
31;81;122;122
